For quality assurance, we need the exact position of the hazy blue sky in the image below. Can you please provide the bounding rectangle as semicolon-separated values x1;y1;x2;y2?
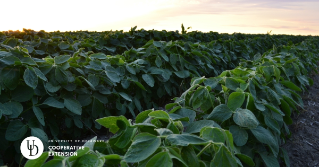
1;0;318;35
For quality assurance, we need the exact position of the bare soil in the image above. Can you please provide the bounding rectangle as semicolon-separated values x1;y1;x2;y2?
282;71;319;167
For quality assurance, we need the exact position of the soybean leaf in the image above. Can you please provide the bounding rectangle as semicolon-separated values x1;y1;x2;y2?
54;55;70;64
124;133;161;163
33;106;45;126
5;120;28;141
258;152;280;167
185;120;220;134
146;152;173;167
73;154;99;167
64;98;82;115
235;154;255;167
174;70;190;78
25;152;49;167
251;126;279;156
7;101;23;118
211;145;237;167
24;67;38;89
228;92;245;111
11;85;34;102
96;116;130;134
106;71;121;83
135;110;152;124
142;74;155;87
34;67;48;81
233;108;259;129
119;92;132;102
280;80;301;91
200;127;225;143
181;146;200;167
155;128;173;136
166;134;208;146
207;104;233;123
43;97;64;108
149;110;170;120
229;125;248;146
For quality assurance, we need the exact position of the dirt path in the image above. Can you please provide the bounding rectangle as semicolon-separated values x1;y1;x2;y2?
282;71;319;167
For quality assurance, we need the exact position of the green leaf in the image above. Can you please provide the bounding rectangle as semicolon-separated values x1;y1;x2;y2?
166;134;208;146
41;159;63;167
6;101;23;118
149;110;170;120
124;133;161;163
55;66;68;85
146;152;173;167
83;136;97;150
258;152;280;167
225;77;240;91
155;128;173;136
103;154;122;165
31;128;49;143
280;99;291;117
11;85;34;102
235;154;255;167
142;74;155;87
68;147;90;162
229;125;248;146
105;71;121;83
174;70;190;78
155;56;162;67
54;55;70;64
280;80;301;91
134;81;147;91
96;116;130;134
200;127;225;143
33;106;45;126
58;42;70;50
251;126;279;156
5;120;28;141
25;152;49;167
0;56;20;65
64;98;82;115
24;67;38;89
34;67;48;81
43;97;64;108
233;108;259;129
185;120;220;134
207;104;233;123
181;145;200;167
90;53;107;59
228;92;245;111
126;65;136;75
119;92;132;102
74;154;100;167
211;145;237;167
280;148;290;167
45;82;61;93
21;57;37;66
115;127;137;148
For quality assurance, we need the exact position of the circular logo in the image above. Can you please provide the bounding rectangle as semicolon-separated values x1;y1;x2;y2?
20;136;44;160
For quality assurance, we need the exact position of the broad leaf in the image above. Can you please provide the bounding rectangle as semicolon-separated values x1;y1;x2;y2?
124;133;161;163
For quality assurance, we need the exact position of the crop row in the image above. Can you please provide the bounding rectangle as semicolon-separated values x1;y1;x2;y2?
0;30;318;166
24;38;319;166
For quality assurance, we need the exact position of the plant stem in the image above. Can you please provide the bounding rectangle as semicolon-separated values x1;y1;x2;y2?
197;142;212;158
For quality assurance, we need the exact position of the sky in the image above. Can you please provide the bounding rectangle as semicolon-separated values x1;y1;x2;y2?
0;0;318;35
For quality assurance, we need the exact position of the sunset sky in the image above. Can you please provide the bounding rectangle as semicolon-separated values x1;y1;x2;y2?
1;0;318;35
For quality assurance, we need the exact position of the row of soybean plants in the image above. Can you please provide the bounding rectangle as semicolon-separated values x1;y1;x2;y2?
0;32;316;165
25;38;319;167
0;28;312;57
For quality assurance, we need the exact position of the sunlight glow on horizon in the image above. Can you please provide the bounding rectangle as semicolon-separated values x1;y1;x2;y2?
1;0;318;35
